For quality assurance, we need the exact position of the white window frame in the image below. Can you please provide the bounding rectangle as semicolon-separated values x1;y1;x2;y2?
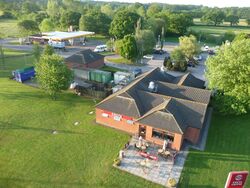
113;114;121;121
127;120;134;125
102;113;109;118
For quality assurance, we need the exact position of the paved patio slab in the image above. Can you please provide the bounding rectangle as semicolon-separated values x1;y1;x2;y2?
115;138;189;187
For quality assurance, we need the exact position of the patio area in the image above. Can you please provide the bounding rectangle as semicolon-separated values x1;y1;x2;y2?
115;137;189;187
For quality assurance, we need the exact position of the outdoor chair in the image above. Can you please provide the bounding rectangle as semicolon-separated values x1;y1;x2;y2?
171;152;178;163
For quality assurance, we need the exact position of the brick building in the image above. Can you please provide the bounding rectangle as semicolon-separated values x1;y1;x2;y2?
65;49;104;70
95;68;211;151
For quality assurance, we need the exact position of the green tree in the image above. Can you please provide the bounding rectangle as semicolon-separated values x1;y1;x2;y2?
206;38;250;115
0;45;5;69
101;4;114;18
246;18;250;26
47;0;61;22
147;18;166;37
179;35;200;60
32;43;42;63
170;47;187;72
136;29;156;56
21;1;40;14
225;14;239;26
120;35;137;61
106;38;115;52
43;45;55;56
39;18;55;32
146;4;162;18
17;20;40;37
201;8;225;26
223;31;236;42
137;6;146;18
79;11;111;35
60;11;81;30
169;13;193;35
35;12;48;24
114;39;123;54
234;33;248;41
109;10;140;39
36;54;73;99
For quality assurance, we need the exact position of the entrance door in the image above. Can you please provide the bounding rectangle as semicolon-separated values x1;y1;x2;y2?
139;125;146;139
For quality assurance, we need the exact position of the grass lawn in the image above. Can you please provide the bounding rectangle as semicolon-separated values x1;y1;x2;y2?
0;19;19;38
179;113;250;187
2;48;31;57
105;57;133;64
0;52;161;188
88;34;109;43
193;18;249;26
165;36;179;43
0;79;162;188
189;25;250;35
0;55;34;78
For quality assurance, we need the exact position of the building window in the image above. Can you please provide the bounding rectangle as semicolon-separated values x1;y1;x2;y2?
102;113;109;118
114;114;121;121
127;120;134;124
152;130;162;139
152;129;174;142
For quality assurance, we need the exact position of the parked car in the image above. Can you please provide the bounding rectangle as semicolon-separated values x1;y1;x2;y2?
143;54;154;60
153;49;165;55
208;50;215;55
94;45;107;52
193;55;202;61
132;68;142;77
48;40;65;50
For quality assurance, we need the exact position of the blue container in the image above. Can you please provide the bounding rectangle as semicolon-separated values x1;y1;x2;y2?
13;66;35;82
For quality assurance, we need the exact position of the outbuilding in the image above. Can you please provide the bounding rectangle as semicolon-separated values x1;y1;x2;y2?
65;49;104;70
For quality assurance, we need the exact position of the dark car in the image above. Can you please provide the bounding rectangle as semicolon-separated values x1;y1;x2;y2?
133;68;142;77
208;50;215;55
153;49;165;55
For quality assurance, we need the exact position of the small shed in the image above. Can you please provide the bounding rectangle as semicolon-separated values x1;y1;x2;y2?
65;49;104;70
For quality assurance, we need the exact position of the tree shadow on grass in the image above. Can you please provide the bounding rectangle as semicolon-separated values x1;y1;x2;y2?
0;177;89;188
0;122;85;135
0;90;95;106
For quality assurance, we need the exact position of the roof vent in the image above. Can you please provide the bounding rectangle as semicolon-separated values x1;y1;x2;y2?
148;81;158;92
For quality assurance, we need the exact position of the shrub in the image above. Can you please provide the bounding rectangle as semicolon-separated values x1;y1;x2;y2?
222;31;236;42
113;158;121;166
167;178;177;187
164;57;173;70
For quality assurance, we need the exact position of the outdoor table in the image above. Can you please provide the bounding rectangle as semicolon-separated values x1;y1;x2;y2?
164;150;170;156
141;145;147;150
158;149;164;153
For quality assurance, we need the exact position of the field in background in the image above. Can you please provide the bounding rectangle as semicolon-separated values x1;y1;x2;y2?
189;25;250;36
0;19;19;38
193;18;249;26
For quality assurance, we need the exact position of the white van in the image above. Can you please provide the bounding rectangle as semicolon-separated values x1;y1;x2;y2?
94;45;107;52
